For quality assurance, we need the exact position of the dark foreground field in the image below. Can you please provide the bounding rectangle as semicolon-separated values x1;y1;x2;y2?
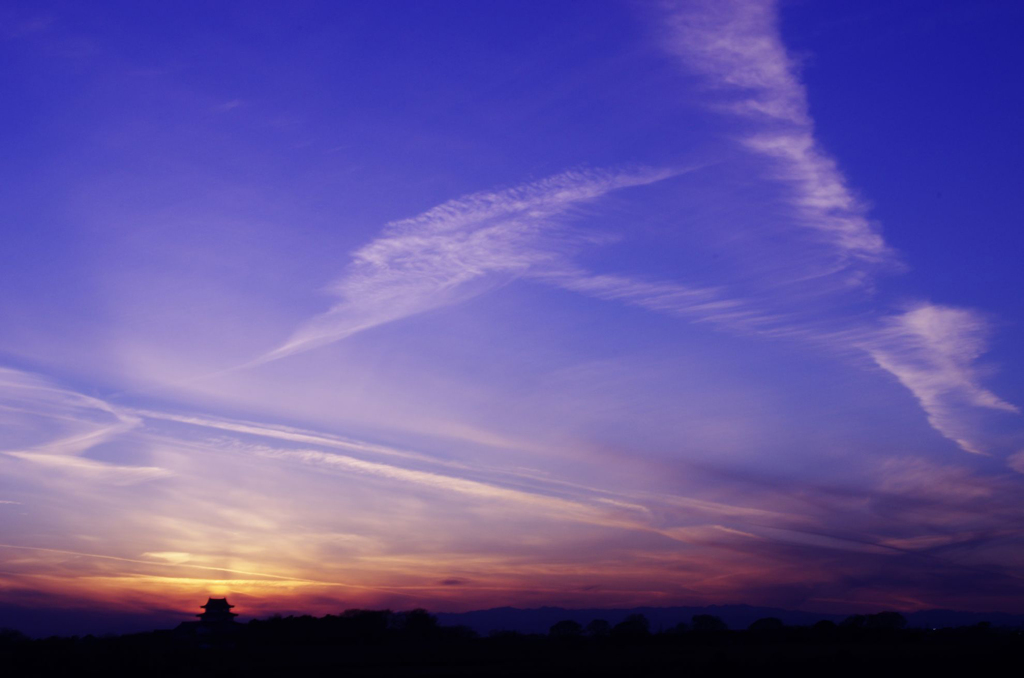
2;610;1019;676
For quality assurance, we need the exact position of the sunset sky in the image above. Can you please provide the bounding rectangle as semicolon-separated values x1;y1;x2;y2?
2;0;1024;634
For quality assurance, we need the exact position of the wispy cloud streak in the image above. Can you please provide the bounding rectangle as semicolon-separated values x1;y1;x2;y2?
0;368;165;483
661;0;895;274
256;168;677;364
656;0;1017;454
545;270;777;330
864;304;1018;454
238;2;1012;462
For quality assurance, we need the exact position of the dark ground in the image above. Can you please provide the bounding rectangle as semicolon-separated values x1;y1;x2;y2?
1;609;1019;676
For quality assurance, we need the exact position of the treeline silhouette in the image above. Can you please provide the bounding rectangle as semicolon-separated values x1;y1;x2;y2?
1;608;1020;676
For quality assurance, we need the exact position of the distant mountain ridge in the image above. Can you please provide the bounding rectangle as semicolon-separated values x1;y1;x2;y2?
5;601;1023;639
436;604;1024;635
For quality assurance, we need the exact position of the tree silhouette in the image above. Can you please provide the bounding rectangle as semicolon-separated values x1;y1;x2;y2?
400;609;438;637
692;614;727;632
0;629;28;647
840;614;867;629
665;621;689;635
748;617;784;632
549;620;583;638
611;614;650;638
812;619;837;634
0;604;1017;674
585;619;611;638
865;611;907;630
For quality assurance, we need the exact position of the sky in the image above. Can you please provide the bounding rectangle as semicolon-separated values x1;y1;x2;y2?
2;0;1024;635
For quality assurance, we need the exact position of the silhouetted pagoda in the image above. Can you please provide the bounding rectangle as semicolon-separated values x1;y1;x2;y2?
198;597;238;626
175;597;239;644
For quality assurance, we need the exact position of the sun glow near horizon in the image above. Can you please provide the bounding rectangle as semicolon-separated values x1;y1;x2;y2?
2;0;1024;633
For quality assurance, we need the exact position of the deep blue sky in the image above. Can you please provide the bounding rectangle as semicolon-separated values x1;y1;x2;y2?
1;0;1023;634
